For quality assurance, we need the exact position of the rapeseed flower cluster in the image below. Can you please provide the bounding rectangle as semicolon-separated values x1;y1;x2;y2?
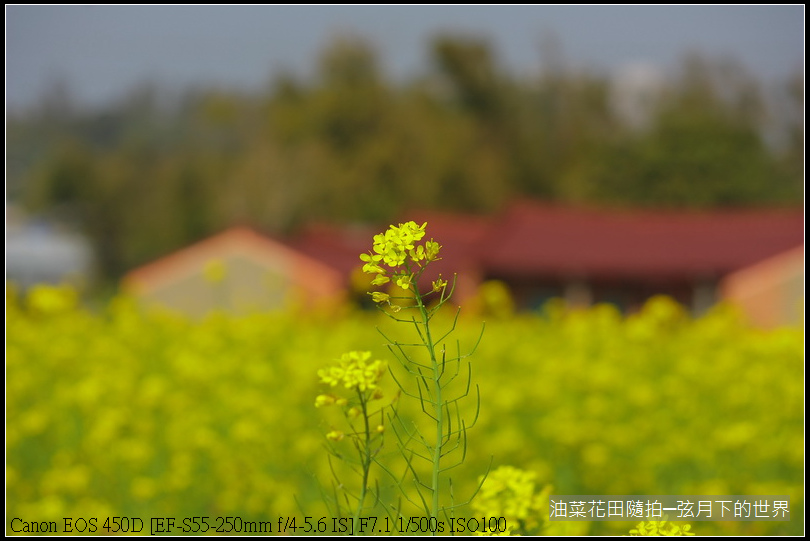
26;284;79;315
472;466;545;529
317;351;385;392
7;284;802;535
359;221;442;304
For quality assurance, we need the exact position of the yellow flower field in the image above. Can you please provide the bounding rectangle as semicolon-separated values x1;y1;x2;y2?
6;285;804;535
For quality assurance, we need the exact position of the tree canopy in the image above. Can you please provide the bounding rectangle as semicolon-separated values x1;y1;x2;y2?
7;34;803;284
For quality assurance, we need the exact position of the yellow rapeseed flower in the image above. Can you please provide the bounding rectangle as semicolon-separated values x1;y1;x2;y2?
314;394;336;408
432;277;448;293
360;222;444;306
425;240;441;261
26;284;79;315
360;221;430;272
371;292;390;304
395;274;411;290
317;351;386;392
472;466;543;523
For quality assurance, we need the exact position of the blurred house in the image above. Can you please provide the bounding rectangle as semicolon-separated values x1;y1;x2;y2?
291;213;491;306
292;202;804;325
121;227;344;317
476;202;804;320
719;245;804;328
6;205;94;289
121;203;803;326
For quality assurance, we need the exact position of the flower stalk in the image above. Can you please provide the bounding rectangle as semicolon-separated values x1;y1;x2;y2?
315;220;487;534
315;351;389;524
362;221;487;529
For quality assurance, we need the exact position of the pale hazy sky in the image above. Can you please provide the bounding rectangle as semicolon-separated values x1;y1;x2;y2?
6;5;805;111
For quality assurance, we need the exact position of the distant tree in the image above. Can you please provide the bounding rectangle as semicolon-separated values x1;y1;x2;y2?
8;39;802;289
583;54;797;207
779;69;805;195
432;35;504;119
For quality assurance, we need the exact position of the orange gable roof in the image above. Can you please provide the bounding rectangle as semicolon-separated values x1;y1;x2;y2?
720;245;805;328
122;226;344;300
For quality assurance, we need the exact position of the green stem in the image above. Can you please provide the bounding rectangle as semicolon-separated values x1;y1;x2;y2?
353;390;372;524
413;282;442;526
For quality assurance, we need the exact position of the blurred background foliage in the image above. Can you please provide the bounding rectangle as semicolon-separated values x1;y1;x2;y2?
6;34;804;284
6;286;804;535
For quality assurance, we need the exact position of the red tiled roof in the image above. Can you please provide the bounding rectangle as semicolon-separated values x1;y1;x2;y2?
227;203;804;291
480;202;805;280
290;222;380;276
399;210;491;278
291;212;492;279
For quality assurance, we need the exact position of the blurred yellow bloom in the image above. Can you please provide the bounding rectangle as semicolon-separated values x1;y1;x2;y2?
203;259;227;283
473;466;543;524
314;394;335;408
325;431;345;442
629;517;695;536
317;351;386;392
6;288;801;536
131;477;158;501
26;284;78;315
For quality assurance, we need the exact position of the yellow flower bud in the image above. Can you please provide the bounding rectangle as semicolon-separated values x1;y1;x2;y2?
314;394;335;408
425;240;441;261
375;425;385;433
326;431;345;442
432;277;448;293
335;397;348;407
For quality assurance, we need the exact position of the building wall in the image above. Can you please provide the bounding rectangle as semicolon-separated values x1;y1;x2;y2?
720;246;804;328
122;227;345;318
496;275;701;315
137;255;294;316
